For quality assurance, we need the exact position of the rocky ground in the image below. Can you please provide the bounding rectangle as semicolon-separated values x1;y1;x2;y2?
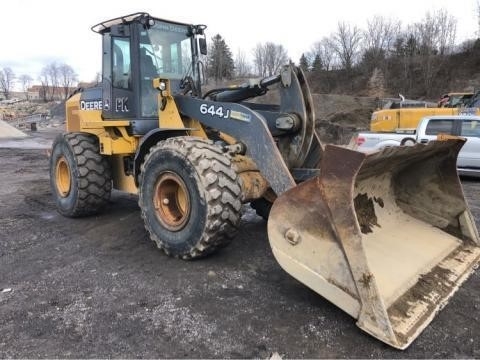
0;128;479;358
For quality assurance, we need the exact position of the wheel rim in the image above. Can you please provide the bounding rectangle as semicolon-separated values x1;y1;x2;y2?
154;172;190;231
55;156;71;197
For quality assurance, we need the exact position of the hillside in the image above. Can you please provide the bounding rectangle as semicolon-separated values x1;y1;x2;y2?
306;39;480;100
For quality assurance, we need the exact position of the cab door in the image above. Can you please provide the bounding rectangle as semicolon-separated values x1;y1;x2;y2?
458;118;480;169
102;28;136;119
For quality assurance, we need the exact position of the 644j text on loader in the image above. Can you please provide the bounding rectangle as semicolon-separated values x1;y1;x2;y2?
49;12;480;349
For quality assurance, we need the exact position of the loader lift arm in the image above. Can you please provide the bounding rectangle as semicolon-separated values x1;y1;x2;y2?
152;65;323;195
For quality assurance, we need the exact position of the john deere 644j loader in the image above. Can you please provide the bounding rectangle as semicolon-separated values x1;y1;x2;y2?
49;12;480;349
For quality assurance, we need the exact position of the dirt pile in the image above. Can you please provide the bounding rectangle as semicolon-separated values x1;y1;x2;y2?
250;87;376;145
0;119;27;138
311;94;376;145
0;101;62;120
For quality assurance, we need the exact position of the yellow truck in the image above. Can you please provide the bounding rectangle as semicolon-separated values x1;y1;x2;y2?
370;93;477;132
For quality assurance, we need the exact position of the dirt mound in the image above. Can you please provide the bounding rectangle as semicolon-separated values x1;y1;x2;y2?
0;119;27;138
311;94;375;145
311;94;375;121
315;107;373;145
0;101;64;122
326;108;373;127
253;90;376;145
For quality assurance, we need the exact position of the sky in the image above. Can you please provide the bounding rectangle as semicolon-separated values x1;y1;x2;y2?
0;0;478;87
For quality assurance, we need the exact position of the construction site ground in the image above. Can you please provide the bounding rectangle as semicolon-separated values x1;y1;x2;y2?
0;127;479;358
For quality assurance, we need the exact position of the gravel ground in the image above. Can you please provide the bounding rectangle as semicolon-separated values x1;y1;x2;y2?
0;129;479;358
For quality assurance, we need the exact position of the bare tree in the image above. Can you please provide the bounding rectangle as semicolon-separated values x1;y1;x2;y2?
0;67;15;100
265;42;288;76
19;74;33;100
94;72;102;85
58;63;77;100
253;43;266;77
307;37;337;93
330;22;363;71
436;10;457;55
39;67;50;102
252;42;288;77
308;37;336;71
416;9;456;55
365;16;401;55
415;9;457;94
39;62;73;101
47;63;60;100
234;49;250;78
364;16;401;68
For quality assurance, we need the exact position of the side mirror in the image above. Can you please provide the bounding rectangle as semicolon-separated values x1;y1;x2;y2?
199;38;207;55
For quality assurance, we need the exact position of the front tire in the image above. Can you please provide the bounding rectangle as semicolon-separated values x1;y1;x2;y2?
49;133;112;217
138;137;242;259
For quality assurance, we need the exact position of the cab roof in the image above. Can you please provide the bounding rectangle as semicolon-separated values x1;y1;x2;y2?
91;12;193;34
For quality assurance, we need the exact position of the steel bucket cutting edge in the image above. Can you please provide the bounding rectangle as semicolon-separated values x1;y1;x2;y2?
267;139;480;349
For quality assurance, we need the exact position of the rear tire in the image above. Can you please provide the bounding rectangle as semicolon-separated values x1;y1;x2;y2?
138;137;242;259
401;137;416;146
49;133;112;217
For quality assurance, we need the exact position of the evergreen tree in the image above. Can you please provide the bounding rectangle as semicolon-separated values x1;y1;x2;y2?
311;54;323;72
299;53;309;72
207;34;235;82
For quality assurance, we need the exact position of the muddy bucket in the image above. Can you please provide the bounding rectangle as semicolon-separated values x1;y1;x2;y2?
268;139;480;349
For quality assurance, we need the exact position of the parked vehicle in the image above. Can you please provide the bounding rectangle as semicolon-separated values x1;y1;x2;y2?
355;115;480;177
437;92;474;108
354;129;417;150
370;93;478;132
417;115;480;177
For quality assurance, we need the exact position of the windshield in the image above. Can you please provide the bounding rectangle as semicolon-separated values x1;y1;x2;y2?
138;20;193;117
139;21;193;79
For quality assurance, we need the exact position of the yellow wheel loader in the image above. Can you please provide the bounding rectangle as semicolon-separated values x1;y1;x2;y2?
49;12;480;349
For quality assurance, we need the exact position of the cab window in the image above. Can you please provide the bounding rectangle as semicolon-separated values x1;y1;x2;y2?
425;120;454;135
112;38;131;89
138;21;192;117
461;120;480;137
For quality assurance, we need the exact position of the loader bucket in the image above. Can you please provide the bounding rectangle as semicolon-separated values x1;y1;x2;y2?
267;139;480;349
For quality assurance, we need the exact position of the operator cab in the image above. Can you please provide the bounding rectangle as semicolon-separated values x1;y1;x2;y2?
92;12;206;134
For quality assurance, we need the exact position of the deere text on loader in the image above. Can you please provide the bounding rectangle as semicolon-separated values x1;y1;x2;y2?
49;12;480;349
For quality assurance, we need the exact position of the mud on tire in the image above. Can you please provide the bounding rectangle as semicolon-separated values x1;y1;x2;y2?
50;132;112;217
138;136;242;259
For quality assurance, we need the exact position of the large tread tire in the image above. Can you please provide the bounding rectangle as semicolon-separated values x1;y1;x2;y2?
138;137;242;259
49;132;112;217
